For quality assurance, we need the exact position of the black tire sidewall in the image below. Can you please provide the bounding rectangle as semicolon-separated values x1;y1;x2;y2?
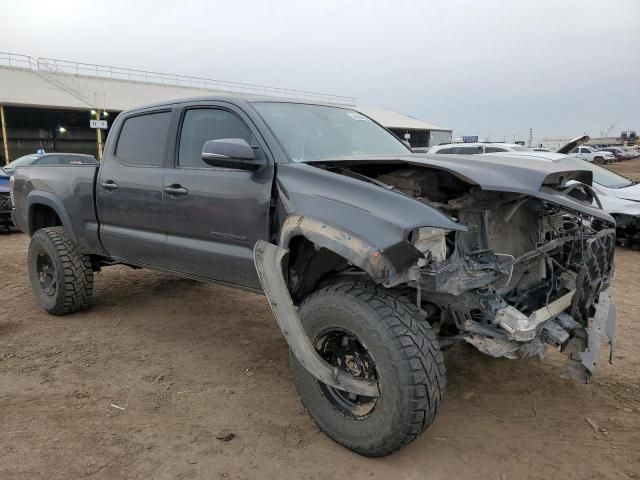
291;284;439;455
28;229;68;312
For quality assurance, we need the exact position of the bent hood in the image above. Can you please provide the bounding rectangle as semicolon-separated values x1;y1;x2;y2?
276;156;615;278
276;162;464;251
303;154;613;223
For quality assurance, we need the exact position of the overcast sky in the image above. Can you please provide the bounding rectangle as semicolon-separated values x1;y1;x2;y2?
1;0;638;142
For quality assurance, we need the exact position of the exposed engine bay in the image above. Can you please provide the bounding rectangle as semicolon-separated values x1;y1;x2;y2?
324;163;616;382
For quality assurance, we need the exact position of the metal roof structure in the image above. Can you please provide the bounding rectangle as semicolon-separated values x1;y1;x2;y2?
355;106;451;132
0;52;356;111
0;52;451;136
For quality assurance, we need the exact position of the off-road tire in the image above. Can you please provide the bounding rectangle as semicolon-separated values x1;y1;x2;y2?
290;281;445;457
28;227;93;315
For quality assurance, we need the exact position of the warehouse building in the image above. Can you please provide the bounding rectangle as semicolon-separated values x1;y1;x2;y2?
0;52;451;163
355;106;451;148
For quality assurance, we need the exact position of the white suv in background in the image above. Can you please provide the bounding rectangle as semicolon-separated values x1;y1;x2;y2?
570;146;616;164
483;150;640;248
427;142;531;154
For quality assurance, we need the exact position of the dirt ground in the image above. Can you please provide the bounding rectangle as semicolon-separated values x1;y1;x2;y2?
1;162;640;480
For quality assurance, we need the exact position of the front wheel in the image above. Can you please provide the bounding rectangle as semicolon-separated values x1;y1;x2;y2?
27;227;94;315
291;281;445;457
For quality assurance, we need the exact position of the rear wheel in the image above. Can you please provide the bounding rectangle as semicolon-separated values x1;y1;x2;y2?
594;156;604;165
290;281;445;457
28;227;93;315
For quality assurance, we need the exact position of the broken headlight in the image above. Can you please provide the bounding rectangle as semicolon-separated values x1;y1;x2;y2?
412;227;447;262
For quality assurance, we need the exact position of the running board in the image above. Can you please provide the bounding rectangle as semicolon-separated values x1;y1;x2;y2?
253;240;380;397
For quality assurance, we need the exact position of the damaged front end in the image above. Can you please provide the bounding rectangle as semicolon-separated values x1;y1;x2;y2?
336;163;617;383
404;184;615;383
263;157;617;386
417;223;616;383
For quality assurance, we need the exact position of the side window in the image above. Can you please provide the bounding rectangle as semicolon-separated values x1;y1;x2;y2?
456;146;483;154
116;111;171;166
436;147;456;154
62;155;97;165
485;146;507;153
36;155;61;165
178;108;254;168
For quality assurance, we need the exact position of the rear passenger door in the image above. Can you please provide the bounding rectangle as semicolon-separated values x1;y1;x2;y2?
96;109;174;268
162;103;274;288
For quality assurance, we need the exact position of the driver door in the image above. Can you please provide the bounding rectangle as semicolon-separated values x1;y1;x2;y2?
162;103;274;288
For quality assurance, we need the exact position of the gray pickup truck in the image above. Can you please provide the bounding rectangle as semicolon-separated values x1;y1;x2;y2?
12;97;616;456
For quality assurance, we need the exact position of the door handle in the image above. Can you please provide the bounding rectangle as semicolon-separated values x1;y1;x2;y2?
100;180;118;191
163;184;188;196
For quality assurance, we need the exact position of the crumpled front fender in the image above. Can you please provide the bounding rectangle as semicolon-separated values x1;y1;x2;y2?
279;214;416;287
253;239;380;397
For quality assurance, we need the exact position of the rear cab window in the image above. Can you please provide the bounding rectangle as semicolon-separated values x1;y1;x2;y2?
116;111;172;166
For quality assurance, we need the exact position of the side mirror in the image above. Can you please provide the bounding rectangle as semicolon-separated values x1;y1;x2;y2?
201;138;264;171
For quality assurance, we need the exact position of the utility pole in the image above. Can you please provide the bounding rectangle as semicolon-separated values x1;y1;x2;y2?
528;128;533;148
94;109;103;161
97;124;103;161
0;105;9;164
91;109;107;161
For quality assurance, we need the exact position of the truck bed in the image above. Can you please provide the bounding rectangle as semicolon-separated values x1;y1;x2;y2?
12;164;105;255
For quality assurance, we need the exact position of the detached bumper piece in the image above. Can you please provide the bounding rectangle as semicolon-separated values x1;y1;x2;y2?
463;229;616;383
564;289;616;383
463;288;615;383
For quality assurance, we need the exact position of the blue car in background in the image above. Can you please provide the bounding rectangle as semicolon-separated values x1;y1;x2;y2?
0;167;12;228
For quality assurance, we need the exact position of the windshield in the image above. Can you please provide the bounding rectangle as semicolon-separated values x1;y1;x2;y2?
509;145;529;151
559;157;634;188
6;154;41;169
253;102;410;162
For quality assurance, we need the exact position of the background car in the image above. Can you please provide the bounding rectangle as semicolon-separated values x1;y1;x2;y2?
0;167;13;229
427;142;531;154
569;145;616;164
2;153;98;175
485;150;640;248
599;147;633;161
